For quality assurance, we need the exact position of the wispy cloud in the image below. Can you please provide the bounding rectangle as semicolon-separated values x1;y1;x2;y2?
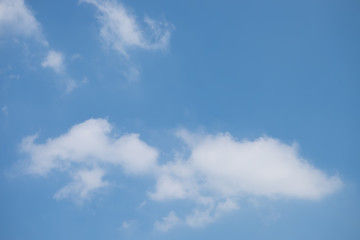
123;66;140;83
154;211;180;232
17;119;342;226
0;0;79;93
2;105;8;117
122;220;131;229
81;0;173;57
41;50;79;93
185;199;239;227
54;167;109;204
64;78;78;93
0;0;47;45
41;50;65;73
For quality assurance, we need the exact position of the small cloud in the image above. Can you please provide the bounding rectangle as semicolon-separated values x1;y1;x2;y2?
123;66;140;83
8;75;20;80
120;220;137;233
216;199;239;213
71;53;82;61
41;50;65;73
154;211;180;232
185;208;214;228
122;220;136;230
81;76;88;84
54;168;109;204
138;200;146;208
185;200;238;228
2;105;8;117
64;78;77;93
81;0;173;56
122;221;131;229
41;51;83;93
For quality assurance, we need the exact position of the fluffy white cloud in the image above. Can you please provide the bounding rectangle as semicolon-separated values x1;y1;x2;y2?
152;130;342;200
81;0;173;56
18;119;342;226
154;211;180;232
150;130;342;227
21;118;158;175
20;118;158;201
0;0;47;44
41;50;65;73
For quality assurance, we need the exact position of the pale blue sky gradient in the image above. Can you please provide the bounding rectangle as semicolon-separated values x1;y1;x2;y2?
1;0;359;239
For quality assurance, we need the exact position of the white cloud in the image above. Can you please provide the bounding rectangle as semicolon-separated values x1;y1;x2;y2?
150;130;342;227
152;130;342;201
154;211;180;232
20;118;158;201
185;208;214;228
0;1;78;93
2;105;8;117
81;0;173;56
0;0;47;45
18;120;342;227
149;160;196;201
64;78;78;93
54;167;108;203
41;50;80;93
41;50;65;73
185;199;239;227
21;118;158;175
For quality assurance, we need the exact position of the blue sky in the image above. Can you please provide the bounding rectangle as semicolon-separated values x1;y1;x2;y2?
0;0;359;239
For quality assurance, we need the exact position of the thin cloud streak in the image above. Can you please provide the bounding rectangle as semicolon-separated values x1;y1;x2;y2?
81;0;173;57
